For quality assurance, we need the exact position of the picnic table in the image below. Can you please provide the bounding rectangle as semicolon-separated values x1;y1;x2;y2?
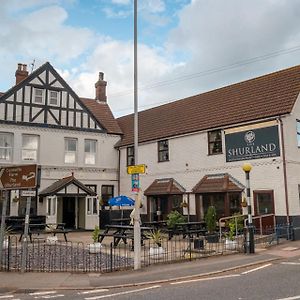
98;224;153;250
110;218;131;225
143;220;167;229
168;221;207;240
19;223;70;242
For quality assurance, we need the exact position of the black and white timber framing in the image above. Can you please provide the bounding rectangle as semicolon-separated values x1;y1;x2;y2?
0;62;106;133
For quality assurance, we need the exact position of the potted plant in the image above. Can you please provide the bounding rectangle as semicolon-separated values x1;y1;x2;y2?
166;210;187;229
225;214;244;250
88;225;102;254
145;230;165;257
205;206;218;243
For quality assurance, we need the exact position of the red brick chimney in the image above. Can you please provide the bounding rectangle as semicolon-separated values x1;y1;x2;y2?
15;63;28;85
95;72;107;102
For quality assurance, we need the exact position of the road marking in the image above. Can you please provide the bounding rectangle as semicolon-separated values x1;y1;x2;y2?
78;289;109;295
170;274;240;285
84;285;161;299
0;296;14;299
276;295;300;300
29;292;57;296
281;262;300;265
241;263;272;274
36;295;64;299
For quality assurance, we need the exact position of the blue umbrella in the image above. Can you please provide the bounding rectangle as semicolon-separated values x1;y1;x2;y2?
108;195;135;207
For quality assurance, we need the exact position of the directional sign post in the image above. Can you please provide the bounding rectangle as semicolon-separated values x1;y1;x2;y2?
127;164;146;175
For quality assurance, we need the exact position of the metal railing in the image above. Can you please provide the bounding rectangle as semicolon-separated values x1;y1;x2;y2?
218;215;244;240
244;214;276;236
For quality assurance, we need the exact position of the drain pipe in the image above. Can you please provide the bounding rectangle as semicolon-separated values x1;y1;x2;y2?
278;117;290;227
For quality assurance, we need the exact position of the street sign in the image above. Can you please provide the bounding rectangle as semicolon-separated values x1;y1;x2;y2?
131;174;140;193
21;190;36;197
0;165;38;190
127;164;146;174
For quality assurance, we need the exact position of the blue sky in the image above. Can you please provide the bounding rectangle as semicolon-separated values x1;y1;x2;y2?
1;0;300;117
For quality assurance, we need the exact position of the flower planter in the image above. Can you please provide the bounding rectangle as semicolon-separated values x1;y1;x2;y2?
46;236;58;245
149;246;165;258
225;239;237;250
88;242;102;254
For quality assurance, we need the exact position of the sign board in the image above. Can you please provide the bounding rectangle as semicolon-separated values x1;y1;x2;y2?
0;165;38;190
127;164;146;174
131;173;140;193
21;190;36;197
225;123;280;162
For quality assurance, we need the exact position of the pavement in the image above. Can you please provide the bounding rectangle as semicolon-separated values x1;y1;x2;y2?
1;235;300;293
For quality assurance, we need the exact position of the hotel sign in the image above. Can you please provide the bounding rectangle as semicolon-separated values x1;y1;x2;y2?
225;122;280;162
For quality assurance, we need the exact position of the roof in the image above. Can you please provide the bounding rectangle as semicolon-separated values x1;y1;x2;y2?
192;174;245;193
144;178;186;196
39;175;97;197
81;98;123;135
117;65;300;147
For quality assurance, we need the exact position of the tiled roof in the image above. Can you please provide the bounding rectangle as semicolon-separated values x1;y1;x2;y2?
81;98;123;135
39;175;97;197
192;174;245;193
117;65;300;147
144;178;186;195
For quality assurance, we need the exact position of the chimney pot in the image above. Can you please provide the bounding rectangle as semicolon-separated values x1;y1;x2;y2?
22;64;27;71
17;63;22;71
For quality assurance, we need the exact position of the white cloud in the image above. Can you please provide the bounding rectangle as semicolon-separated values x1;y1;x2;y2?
111;0;131;5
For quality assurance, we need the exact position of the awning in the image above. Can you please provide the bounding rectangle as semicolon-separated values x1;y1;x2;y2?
144;178;186;196
192;173;245;193
39;175;97;197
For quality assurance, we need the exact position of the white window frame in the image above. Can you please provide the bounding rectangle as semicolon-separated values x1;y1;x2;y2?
297;120;300;147
86;196;98;215
64;138;77;164
49;90;59;106
34;88;44;104
84;139;97;165
47;196;57;216
22;134;39;162
0;132;13;162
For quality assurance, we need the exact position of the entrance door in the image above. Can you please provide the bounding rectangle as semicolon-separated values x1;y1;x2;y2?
63;197;75;228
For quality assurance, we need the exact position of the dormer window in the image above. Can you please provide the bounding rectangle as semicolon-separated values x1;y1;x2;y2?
34;88;44;104
49;91;58;106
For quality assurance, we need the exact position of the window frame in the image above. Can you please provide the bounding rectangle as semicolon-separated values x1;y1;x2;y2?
49;90;59;106
208;129;223;155
158;140;169;162
0;132;13;162
127;146;135;166
101;185;114;207
253;190;275;215
64;137;78;164
34;88;44;104
84;139;97;165
22;134;39;162
87;196;98;215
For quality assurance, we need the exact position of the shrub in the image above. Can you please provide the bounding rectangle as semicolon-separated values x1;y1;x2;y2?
92;225;100;243
166;210;187;228
205;206;217;233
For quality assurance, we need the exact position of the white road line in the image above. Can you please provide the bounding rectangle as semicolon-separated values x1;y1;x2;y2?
276;295;300;300
241;263;272;274
0;296;14;299
37;295;64;299
170;274;240;285
84;285;161;299
78;289;109;295
29;291;57;296
281;262;300;265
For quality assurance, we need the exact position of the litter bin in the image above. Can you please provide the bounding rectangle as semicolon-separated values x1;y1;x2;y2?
194;238;204;250
292;227;300;241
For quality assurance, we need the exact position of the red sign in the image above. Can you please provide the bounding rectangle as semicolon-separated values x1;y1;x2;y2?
0;165;38;190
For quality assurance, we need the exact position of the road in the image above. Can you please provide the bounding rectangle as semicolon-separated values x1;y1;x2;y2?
3;256;300;300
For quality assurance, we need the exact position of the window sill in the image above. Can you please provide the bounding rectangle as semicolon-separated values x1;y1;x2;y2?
158;160;170;163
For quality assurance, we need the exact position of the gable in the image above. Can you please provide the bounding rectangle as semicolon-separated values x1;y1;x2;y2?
0;62;106;133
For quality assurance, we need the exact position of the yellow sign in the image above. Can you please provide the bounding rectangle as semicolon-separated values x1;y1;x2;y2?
127;164;146;174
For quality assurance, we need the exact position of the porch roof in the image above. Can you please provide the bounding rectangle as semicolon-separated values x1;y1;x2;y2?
192;173;245;193
39;175;97;197
144;178;186;196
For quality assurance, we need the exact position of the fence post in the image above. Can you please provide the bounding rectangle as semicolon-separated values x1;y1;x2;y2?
189;237;192;261
110;242;113;272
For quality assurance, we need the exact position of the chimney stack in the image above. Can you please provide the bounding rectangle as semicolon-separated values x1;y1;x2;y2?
15;63;28;85
95;72;107;102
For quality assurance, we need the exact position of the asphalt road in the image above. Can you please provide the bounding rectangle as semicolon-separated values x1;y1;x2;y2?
3;256;300;300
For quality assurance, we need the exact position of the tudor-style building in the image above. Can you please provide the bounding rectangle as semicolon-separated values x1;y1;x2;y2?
117;65;300;228
0;63;122;229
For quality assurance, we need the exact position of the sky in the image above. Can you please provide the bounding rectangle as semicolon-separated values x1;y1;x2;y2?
1;0;300;117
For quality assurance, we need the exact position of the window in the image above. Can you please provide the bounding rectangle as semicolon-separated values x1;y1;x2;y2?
127;146;135;166
85;139;96;165
64;138;77;164
0;133;13;162
22;134;39;161
158;140;169;162
34;88;44;104
85;185;97;193
87;197;98;215
208;129;222;155
47;196;56;216
101;185;114;206
254;190;274;215
297;120;300;147
49;90;58;105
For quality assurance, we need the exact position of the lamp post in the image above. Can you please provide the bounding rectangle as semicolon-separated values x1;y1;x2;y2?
242;162;255;254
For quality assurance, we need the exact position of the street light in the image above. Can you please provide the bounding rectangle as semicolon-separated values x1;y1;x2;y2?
242;162;255;254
